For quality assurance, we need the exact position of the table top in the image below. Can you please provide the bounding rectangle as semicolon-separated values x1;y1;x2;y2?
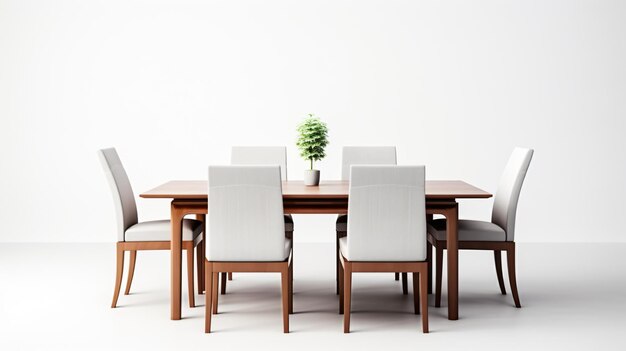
140;180;492;200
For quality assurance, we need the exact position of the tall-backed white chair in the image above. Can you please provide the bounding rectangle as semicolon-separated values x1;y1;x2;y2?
205;165;293;333
339;165;429;333
335;146;397;293
99;148;204;308
231;146;288;179
428;148;534;308
227;146;294;287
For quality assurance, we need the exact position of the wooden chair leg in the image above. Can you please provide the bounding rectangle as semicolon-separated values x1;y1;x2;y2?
228;272;233;280
197;240;205;295
186;247;195;308
111;246;124;308
395;272;400;281
220;272;227;295
212;272;219;314
343;264;352;333
420;269;429;333
494;250;507;295
507;245;522;308
412;272;420;314
435;246;443;308
427;241;433;294
339;260;344;314
402;273;408;295
288;259;293;314
281;266;290;333
124;250;136;295
205;261;212;333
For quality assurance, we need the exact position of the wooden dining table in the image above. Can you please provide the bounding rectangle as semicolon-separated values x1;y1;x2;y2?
140;180;491;321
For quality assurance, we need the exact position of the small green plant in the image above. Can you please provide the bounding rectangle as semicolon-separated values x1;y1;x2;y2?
296;114;329;170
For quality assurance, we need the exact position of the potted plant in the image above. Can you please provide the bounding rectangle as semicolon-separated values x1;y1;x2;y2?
296;114;329;186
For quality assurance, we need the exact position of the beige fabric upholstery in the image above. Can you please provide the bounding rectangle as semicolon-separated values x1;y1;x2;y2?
208;165;290;261
428;219;506;242
336;146;397;232
231;146;288;180
342;165;427;262
342;228;439;259
98;148;138;242
491;148;534;241
340;146;397;181
231;146;294;233
339;237;349;258
99;147;206;244
125;219;203;242
429;148;533;243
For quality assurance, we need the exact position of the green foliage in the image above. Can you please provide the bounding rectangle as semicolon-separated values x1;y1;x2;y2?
296;114;329;170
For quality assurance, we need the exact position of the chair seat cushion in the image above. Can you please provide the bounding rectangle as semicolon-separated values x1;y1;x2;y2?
284;214;294;232
339;236;427;262
283;238;292;260
125;219;203;242
210;238;292;262
337;214;410;232
339;237;348;259
336;214;347;232
429;219;506;242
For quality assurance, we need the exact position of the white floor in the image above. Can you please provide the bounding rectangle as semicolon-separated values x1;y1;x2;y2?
1;243;625;350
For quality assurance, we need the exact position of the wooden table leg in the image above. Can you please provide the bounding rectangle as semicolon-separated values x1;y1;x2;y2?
171;202;185;320
444;203;459;320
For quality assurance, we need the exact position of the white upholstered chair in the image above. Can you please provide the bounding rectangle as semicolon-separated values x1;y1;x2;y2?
205;165;293;333
231;146;288;179
335;146;397;293
339;165;429;333
99;148;204;308
428;147;534;308
226;146;294;287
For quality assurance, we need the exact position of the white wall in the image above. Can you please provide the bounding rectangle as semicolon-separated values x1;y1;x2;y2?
1;0;625;243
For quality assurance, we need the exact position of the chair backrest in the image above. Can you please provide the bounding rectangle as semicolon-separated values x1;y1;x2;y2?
231;146;288;180
346;165;427;261
341;146;397;180
491;148;534;241
98;148;138;242
208;165;287;261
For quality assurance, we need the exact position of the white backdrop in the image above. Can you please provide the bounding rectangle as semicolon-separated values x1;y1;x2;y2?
1;0;624;243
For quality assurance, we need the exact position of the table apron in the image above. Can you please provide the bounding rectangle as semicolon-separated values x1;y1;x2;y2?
170;199;459;216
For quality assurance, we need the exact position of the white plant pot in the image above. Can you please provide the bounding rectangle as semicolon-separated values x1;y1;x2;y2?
304;169;320;186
